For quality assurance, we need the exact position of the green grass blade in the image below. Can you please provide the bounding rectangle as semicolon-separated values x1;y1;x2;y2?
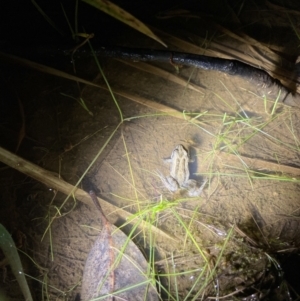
0;224;33;301
82;0;166;47
31;0;64;35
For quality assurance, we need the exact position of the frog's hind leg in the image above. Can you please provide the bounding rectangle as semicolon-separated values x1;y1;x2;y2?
185;178;208;197
157;170;179;192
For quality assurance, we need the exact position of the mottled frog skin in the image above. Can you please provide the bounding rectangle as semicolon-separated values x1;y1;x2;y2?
160;144;207;197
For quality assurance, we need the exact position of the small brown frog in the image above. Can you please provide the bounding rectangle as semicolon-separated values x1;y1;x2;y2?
159;144;207;197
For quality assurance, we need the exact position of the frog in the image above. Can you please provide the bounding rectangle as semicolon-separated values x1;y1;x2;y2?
159;144;207;197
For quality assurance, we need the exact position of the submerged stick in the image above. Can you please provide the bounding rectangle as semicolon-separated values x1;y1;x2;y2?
91;46;297;104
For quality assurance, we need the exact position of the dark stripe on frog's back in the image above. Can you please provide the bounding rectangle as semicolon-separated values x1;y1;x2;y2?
177;155;189;185
173;156;180;178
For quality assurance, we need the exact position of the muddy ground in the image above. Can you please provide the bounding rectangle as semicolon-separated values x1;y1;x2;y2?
1;0;300;300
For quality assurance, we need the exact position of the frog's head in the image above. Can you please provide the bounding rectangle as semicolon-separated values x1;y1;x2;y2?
175;144;187;154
